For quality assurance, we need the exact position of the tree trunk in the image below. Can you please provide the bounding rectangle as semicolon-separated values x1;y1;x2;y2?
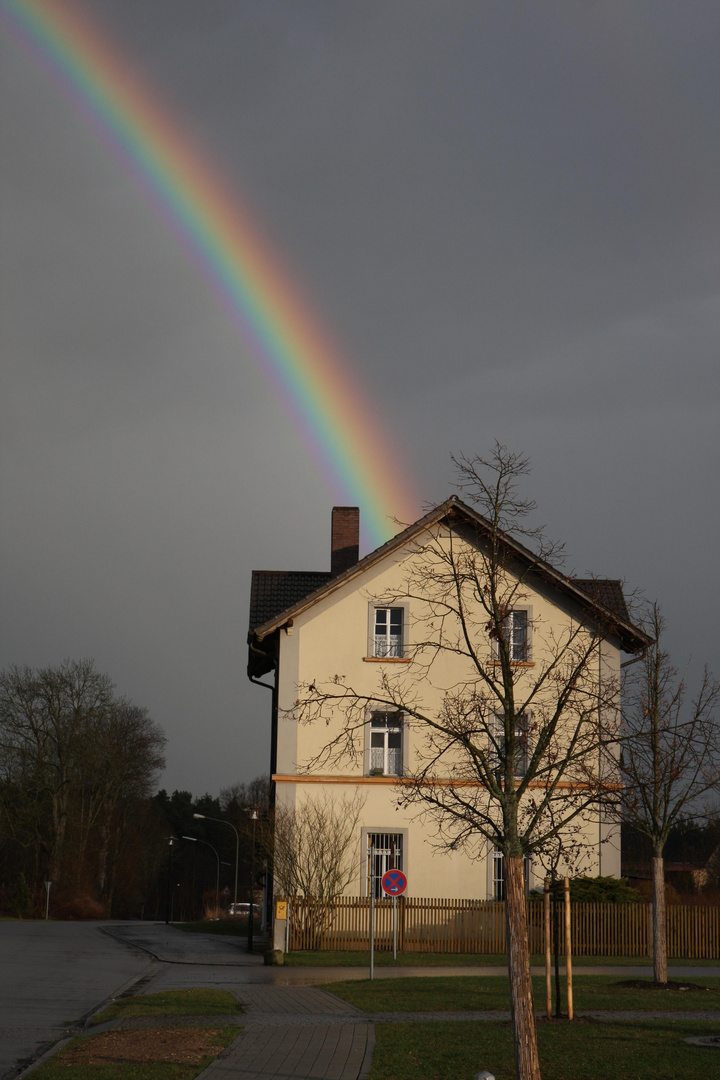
651;854;668;985
505;856;541;1080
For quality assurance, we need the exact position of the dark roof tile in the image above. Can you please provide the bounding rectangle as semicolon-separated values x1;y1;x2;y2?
249;571;332;633
571;579;631;624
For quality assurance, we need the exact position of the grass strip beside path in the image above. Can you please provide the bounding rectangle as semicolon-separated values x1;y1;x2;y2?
284;948;720;967
369;1018;720;1080
92;989;243;1024
319;974;720;1013
29;1025;242;1080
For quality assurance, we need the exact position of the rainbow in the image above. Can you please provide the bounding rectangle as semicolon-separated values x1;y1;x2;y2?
1;0;419;548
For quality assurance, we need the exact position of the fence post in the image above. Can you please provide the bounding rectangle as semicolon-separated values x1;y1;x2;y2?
400;895;406;952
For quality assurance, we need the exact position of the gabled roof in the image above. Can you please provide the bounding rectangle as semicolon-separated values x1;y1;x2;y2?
248;496;651;656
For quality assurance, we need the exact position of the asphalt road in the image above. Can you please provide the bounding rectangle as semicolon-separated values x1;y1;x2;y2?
0;921;151;1078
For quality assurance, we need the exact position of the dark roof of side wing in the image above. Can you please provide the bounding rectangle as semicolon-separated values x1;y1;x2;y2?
247;496;652;654
249;571;333;634
572;579;631;625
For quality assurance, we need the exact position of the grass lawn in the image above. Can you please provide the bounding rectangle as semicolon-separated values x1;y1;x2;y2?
319;974;720;1013
369;1018;720;1080
284;948;720;967
29;1025;242;1080
92;989;243;1024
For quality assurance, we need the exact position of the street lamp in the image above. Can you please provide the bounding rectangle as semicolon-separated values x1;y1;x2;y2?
182;836;220;912
193;813;239;910
165;836;178;925
247;809;258;954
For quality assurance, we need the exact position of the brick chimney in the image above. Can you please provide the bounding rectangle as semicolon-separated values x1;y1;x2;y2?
331;507;360;576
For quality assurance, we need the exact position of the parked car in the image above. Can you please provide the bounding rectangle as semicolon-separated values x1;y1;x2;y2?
228;902;261;916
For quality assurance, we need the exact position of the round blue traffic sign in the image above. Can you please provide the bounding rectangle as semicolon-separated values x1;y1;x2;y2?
381;869;407;896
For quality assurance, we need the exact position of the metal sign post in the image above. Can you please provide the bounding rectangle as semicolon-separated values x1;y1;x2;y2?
381;869;407;961
369;843;375;981
44;881;51;920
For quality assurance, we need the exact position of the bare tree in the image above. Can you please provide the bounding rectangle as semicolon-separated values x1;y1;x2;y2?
87;701;166;907
617;603;720;984
0;659;114;881
291;447;647;1080
0;661;165;912
271;790;366;901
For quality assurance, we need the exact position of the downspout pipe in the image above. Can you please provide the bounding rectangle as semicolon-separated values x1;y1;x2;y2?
620;645;649;669
248;667;277;933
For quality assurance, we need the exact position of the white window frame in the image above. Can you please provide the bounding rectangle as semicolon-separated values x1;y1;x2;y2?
488;712;531;778
366;710;404;776
491;849;532;900
496;607;531;662
363;829;406;898
367;602;410;659
373;607;404;657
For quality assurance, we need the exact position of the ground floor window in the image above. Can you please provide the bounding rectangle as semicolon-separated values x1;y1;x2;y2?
366;832;403;897
492;849;531;900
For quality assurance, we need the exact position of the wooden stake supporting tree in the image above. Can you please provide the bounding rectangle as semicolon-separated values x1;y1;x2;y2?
564;876;573;1020
544;876;552;1019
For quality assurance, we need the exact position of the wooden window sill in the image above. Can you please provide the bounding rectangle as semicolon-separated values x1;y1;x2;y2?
490;660;535;668
363;656;411;663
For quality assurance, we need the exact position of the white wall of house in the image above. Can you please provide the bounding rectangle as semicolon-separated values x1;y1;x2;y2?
273;524;623;899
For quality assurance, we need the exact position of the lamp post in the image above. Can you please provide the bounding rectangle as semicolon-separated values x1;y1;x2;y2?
182;836;220;912
165;836;178;924
247;810;258;954
193;813;239;911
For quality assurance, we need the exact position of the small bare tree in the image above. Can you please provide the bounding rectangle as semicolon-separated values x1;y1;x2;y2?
291;447;647;1080
270;790;365;950
272;790;365;901
617;603;720;984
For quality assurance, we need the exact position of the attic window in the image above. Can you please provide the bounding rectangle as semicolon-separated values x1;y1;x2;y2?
502;609;529;662
373;607;404;658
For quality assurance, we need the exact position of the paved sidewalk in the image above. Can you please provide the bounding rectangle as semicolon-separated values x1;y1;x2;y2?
196;987;373;1080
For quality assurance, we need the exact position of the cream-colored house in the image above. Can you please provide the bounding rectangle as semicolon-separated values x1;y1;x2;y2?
247;500;649;901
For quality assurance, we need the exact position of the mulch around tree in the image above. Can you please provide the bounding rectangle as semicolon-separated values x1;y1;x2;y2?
56;1028;224;1066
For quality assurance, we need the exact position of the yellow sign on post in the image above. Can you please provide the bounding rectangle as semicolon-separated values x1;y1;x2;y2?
275;900;288;920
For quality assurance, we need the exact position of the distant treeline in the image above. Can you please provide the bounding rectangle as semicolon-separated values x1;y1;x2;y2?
0;658;269;919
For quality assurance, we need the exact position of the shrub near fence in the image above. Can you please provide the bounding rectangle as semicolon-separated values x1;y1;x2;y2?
286;897;720;959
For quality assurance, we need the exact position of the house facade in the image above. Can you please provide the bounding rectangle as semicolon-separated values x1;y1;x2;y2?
247;501;649;901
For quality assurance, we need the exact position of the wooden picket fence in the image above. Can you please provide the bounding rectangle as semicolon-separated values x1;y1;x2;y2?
286;896;720;959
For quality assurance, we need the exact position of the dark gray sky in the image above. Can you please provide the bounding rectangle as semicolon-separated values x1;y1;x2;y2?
2;1;719;797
